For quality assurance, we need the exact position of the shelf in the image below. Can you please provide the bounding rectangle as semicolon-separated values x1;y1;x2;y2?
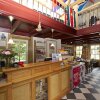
35;78;48;100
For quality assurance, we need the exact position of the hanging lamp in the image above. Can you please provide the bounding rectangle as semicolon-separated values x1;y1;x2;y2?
36;11;42;32
8;16;14;44
50;29;55;47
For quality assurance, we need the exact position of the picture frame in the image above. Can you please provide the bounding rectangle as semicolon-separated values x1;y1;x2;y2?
0;32;8;47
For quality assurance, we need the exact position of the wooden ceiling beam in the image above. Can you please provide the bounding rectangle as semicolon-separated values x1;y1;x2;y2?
56;0;71;7
56;0;66;7
78;2;100;14
65;32;100;40
11;20;21;33
55;35;71;39
77;24;100;36
55;34;71;39
41;32;60;38
29;29;37;34
62;33;100;41
70;0;85;7
0;27;10;33
32;28;50;37
53;32;63;38
37;33;51;38
0;0;76;36
67;0;71;6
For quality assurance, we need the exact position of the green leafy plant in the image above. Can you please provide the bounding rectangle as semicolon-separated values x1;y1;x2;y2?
11;41;27;62
0;49;17;67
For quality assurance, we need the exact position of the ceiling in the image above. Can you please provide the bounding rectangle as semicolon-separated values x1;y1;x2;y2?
0;14;100;45
0;14;74;40
0;0;100;45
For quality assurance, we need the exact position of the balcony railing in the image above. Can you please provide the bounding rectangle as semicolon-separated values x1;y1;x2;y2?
13;0;65;24
78;3;100;29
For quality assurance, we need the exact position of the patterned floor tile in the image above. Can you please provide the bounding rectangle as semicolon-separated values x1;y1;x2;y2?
74;93;86;99
66;93;76;99
80;88;90;93
92;93;100;100
78;84;86;88
61;68;100;100
62;96;67;99
84;84;94;88
73;88;82;93
88;81;96;85
92;85;100;88
70;90;74;93
96;89;100;93
88;88;98;93
82;81;89;84
83;93;96;100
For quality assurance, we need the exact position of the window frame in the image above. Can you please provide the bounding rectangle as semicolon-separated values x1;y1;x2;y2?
12;39;28;63
76;46;83;58
90;44;100;60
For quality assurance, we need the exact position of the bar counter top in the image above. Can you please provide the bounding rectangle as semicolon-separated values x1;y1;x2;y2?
0;60;71;100
2;60;62;73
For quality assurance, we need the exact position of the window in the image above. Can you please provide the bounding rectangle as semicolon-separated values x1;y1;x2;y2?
47;9;51;15
39;3;43;12
34;0;38;11
90;45;100;60
56;14;59;19
76;46;83;57
27;0;34;9
13;0;20;3
13;0;62;20
43;6;46;14
12;39;28;63
54;12;57;18
21;0;28;7
51;12;54;17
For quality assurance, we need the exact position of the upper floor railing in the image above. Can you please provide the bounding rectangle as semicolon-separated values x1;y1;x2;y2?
13;0;65;24
12;0;76;29
78;2;100;29
12;0;100;30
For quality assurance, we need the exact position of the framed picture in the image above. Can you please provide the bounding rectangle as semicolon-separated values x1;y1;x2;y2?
0;32;8;47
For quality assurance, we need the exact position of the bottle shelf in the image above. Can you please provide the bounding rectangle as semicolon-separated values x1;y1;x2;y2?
35;78;48;100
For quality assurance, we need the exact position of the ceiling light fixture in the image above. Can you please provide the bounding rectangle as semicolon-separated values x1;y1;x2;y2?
50;29;55;47
8;16;14;44
36;11;42;32
8;16;14;22
51;43;55;47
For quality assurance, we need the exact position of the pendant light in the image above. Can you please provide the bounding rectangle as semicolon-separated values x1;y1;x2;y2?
36;11;42;32
51;42;55;47
8;16;14;44
50;29;55;47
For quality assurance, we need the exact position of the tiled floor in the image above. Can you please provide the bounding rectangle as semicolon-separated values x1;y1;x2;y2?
61;68;100;100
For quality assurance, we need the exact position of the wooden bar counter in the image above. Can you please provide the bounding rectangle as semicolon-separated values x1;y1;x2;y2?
0;61;71;100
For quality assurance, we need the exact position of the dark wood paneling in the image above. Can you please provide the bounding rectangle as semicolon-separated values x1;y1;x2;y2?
0;0;76;36
77;24;100;36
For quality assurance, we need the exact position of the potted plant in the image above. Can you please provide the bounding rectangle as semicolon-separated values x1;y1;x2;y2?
0;49;17;68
